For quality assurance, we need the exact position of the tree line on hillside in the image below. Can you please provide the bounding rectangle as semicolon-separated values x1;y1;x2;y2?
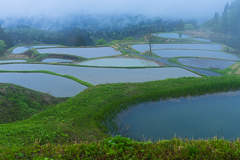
5;26;93;46
0;25;14;55
203;0;240;36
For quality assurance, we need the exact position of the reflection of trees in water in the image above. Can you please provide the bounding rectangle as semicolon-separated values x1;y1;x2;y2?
178;33;183;38
140;59;155;66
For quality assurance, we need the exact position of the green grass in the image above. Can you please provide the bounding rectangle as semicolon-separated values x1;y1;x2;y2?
1;75;240;158
3;135;240;159
0;83;67;124
0;75;240;148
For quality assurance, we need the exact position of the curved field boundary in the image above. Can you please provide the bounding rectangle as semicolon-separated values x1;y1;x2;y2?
0;70;94;87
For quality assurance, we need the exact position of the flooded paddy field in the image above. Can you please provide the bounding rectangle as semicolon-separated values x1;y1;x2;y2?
192;38;211;42
153;33;191;38
177;58;236;69
0;73;87;97
0;60;27;63
118;91;240;141
41;58;73;63
132;44;222;53
0;64;200;85
152;50;240;60
12;46;57;54
37;47;121;58
78;58;159;67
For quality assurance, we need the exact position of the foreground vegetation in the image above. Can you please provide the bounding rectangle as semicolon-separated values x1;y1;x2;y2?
1;75;240;158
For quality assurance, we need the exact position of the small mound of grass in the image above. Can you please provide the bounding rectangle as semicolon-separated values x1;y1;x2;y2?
0;83;68;124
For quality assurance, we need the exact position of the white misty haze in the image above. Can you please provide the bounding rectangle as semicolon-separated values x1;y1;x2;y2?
0;0;232;20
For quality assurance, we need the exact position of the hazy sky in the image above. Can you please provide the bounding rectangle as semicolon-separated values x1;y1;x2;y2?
0;0;233;19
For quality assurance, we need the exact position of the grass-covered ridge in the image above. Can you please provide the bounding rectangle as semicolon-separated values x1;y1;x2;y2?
0;70;94;87
0;83;68;124
1;75;240;149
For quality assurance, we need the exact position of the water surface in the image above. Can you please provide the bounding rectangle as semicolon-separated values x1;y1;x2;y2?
12;46;57;54
153;33;191;39
119;91;240;140
78;58;159;67
0;73;87;97
41;58;73;63
153;50;240;60
132;44;222;53
0;64;200;85
0;60;27;63
192;38;211;42
37;47;121;58
178;58;236;69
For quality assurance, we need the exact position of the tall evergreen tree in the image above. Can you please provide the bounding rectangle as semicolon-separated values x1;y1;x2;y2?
74;34;86;46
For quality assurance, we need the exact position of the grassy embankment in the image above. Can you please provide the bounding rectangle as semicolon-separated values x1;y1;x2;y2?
2;75;240;158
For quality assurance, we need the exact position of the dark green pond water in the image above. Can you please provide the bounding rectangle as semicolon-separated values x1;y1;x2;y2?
118;91;240;140
0;73;87;97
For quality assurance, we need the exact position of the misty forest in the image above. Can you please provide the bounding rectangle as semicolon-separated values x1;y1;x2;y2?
1;0;240;159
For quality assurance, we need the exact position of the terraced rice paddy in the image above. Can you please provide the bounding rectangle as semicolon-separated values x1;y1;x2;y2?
131;44;222;53
0;64;200;85
12;46;57;54
177;58;236;69
78;58;159;67
37;47;121;58
0;72;87;97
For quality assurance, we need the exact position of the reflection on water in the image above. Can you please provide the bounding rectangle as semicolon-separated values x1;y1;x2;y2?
118;91;240;141
0;60;27;63
37;47;121;58
0;73;87;97
178;58;236;70
78;58;159;67
153;50;240;60
153;33;191;39
132;44;222;52
12;46;57;54
41;58;73;63
0;64;200;85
